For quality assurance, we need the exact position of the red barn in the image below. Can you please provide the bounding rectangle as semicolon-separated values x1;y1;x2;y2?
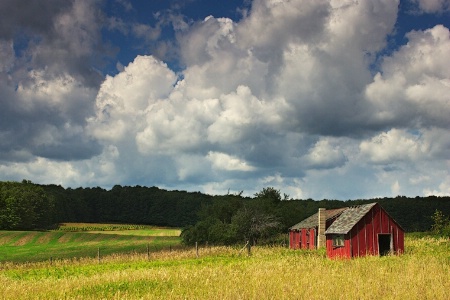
289;207;347;250
289;203;405;259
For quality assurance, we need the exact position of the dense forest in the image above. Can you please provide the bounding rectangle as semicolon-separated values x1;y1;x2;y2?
1;180;450;241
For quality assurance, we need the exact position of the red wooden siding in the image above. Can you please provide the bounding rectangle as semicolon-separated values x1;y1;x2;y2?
302;229;308;249
308;228;315;249
326;236;351;258
326;204;404;259
289;228;316;250
289;230;301;249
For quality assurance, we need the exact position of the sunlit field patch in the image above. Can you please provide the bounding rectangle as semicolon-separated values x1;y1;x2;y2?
0;224;181;263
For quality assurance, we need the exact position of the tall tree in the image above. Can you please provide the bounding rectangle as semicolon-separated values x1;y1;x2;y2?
231;206;280;245
0;181;54;230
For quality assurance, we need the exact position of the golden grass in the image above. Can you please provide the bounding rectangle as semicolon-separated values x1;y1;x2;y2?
0;237;449;299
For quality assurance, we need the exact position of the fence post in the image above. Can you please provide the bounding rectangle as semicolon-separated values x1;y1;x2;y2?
98;247;101;263
147;243;150;260
195;241;199;258
247;240;251;256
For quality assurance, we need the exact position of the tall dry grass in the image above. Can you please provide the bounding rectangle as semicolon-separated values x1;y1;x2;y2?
0;236;449;299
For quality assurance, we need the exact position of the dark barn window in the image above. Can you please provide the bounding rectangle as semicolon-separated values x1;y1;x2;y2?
332;234;344;247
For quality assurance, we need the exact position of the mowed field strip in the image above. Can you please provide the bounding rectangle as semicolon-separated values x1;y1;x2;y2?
0;223;182;263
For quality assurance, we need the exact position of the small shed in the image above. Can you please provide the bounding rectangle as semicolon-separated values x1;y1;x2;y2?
289;203;405;258
289;207;347;250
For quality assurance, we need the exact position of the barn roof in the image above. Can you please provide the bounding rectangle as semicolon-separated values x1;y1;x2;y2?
324;203;377;234
290;208;347;230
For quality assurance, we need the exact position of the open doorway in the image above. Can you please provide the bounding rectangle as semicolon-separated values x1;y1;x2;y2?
378;234;392;256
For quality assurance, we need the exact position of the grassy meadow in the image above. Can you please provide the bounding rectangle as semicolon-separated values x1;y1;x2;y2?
0;223;181;263
0;228;449;299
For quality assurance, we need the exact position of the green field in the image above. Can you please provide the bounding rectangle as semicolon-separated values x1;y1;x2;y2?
0;230;449;299
0;223;181;263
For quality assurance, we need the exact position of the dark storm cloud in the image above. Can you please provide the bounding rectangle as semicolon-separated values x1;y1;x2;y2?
33;136;102;161
0;0;109;87
0;0;110;163
0;78;101;162
0;0;71;39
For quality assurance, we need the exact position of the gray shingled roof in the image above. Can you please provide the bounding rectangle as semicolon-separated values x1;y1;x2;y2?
324;203;377;234
290;208;347;230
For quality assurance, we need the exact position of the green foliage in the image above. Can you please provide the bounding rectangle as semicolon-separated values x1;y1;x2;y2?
182;188;282;246
254;187;283;203
0;181;55;230
181;217;237;245
46;184;212;227
231;206;280;245
197;195;243;224
431;209;450;236
1;180;450;235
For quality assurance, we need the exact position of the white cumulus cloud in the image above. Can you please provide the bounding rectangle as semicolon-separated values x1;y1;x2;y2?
412;0;450;13
303;139;347;169
207;151;256;172
365;25;450;128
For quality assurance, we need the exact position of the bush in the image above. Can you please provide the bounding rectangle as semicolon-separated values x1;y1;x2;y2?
431;209;450;237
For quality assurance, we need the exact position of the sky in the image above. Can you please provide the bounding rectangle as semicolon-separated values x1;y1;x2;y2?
0;0;449;200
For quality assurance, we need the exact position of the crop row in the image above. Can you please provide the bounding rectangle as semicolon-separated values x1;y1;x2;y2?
57;225;148;232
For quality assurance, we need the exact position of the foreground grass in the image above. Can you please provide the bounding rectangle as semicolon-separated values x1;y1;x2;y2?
0;236;449;299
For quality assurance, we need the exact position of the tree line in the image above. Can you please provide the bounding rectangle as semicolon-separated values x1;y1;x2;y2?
181;188;450;245
1;180;449;240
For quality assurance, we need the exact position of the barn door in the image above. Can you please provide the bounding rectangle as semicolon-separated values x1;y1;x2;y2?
378;234;392;256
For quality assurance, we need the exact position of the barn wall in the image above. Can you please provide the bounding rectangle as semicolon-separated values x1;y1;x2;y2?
309;228;316;249
350;225;358;257
301;229;308;249
289;230;301;249
289;231;294;249
290;228;319;250
290;228;318;250
389;220;405;254
380;204;390;233
347;204;404;258
365;211;375;254
372;205;381;253
326;235;351;258
377;204;405;254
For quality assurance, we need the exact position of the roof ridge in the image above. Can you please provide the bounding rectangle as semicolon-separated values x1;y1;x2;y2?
325;203;377;234
289;207;348;230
